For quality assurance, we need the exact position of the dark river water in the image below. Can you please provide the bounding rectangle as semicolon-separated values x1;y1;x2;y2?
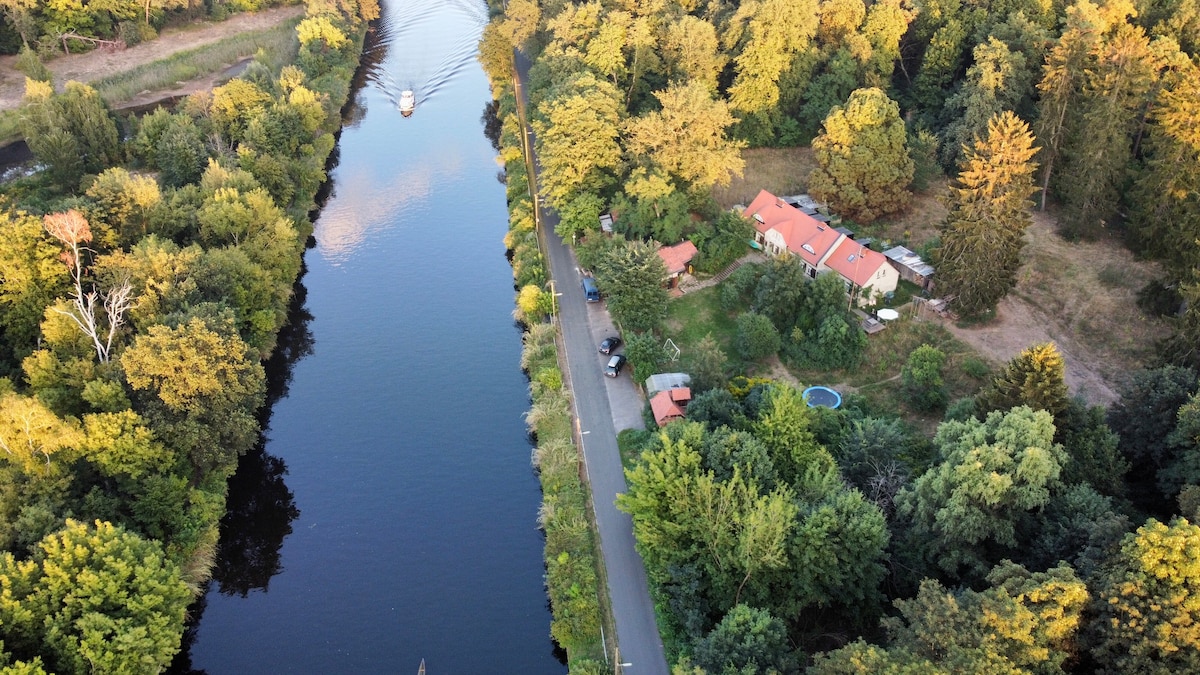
177;1;564;672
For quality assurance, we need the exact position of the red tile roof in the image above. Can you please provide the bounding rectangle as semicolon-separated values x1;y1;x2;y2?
743;190;841;266
657;241;698;275
650;389;689;426
824;237;889;288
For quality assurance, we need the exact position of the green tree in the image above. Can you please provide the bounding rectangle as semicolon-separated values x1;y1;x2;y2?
80;409;172;480
502;0;540;51
976;342;1069;418
1107;365;1199;504
726;0;820;118
624;81;745;191
120;313;265;481
1054;398;1128;497
835;416;909;492
691;604;797;674
820;560;1086;674
533;72;623;210
1027;483;1130;579
896;406;1068;581
0;392;83;473
751;255;808;335
0;520;190;675
0;0;40;49
592;239;669;334
1089;518;1200;673
939;38;1029;169
910;17;969;119
210;78;273;147
1033;0;1108;210
816;562;1087;673
1126;58;1200;281
808;87;914;223
902;344;947;412
85;167;163;248
934;111;1039;319
689;390;747;434
19;81;120;188
764;466;890;618
685;333;728;394
790;271;867;370
618;430;798;613
754;384;835;484
0;210;69;364
623;330;663;384
663;16;725;93
734;312;780;361
1055;20;1164;239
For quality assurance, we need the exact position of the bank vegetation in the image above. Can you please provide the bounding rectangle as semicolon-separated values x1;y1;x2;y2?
0;0;378;670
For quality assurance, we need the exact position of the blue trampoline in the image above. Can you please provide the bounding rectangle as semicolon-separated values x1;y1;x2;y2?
803;386;842;409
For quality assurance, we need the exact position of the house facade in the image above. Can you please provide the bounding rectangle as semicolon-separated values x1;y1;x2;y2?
744;189;899;305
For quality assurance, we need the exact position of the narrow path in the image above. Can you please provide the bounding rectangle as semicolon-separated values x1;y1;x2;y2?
0;6;305;111
513;50;669;674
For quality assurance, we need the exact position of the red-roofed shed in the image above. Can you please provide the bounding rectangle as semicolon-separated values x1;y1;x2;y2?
650;387;691;427
657;240;698;287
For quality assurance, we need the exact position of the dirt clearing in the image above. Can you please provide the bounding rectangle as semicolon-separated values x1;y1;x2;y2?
0;5;305;112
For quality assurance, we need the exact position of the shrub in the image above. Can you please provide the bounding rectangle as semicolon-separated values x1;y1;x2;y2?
901;344;947;412
736;311;781;361
14;45;51;82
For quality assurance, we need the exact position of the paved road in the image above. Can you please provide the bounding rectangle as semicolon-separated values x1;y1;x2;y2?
513;51;668;674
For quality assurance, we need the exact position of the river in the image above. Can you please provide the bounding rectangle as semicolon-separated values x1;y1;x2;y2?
175;1;564;671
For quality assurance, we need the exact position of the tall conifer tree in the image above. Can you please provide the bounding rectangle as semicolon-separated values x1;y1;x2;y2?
935;111;1038;319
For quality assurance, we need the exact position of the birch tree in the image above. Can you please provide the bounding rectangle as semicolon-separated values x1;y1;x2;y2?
43;211;133;364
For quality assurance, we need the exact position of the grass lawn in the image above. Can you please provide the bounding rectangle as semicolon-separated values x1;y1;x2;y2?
712;146;817;210
662;279;991;429
663;285;740;358
785;315;991;428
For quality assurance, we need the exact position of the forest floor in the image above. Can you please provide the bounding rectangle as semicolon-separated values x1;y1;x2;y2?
721;148;1171;406
0;5;304;112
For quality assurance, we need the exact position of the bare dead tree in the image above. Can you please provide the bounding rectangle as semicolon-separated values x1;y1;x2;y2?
43;210;133;363
866;459;909;520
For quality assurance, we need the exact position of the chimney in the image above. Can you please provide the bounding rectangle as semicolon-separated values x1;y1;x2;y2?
776;197;785;208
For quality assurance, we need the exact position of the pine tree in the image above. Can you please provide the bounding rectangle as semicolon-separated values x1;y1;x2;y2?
1033;0;1108;211
1127;58;1200;278
935;111;1039;319
1055;22;1161;239
939;38;1028;170
976;342;1070;418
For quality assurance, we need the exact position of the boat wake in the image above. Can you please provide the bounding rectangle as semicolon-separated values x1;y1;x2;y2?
367;0;489;116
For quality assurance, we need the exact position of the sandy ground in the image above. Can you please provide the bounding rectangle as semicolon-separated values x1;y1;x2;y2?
927;211;1168;406
0;5;305;111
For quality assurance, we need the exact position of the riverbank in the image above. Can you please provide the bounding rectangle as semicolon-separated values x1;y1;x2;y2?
0;4;373;670
0;6;305;144
481;21;609;671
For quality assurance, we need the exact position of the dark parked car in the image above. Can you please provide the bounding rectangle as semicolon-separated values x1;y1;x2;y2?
604;354;626;378
599;336;622;355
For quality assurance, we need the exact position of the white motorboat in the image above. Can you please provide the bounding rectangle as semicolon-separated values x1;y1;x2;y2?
399;90;415;116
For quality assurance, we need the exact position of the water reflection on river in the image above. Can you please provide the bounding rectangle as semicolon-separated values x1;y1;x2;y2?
178;1;563;671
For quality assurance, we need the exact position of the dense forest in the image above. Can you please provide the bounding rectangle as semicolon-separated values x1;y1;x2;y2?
0;0;377;670
479;0;1200;672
